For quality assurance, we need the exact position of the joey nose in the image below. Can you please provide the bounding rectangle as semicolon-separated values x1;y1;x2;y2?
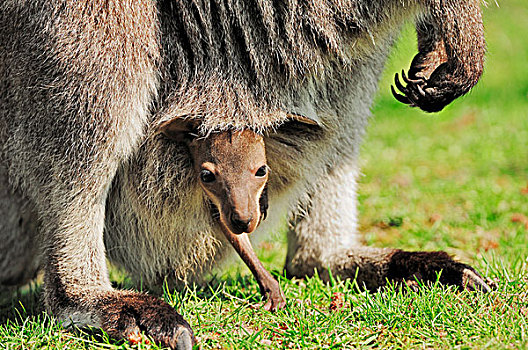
230;212;252;233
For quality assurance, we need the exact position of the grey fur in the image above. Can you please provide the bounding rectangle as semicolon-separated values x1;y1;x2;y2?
1;0;488;347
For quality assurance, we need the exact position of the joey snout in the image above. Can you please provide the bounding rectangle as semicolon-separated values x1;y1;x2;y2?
224;205;258;235
229;210;254;234
201;179;265;235
217;189;260;234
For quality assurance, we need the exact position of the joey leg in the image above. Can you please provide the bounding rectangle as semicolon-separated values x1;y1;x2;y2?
221;227;286;311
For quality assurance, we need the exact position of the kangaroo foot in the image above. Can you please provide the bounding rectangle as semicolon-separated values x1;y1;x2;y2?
387;250;492;292
94;291;194;349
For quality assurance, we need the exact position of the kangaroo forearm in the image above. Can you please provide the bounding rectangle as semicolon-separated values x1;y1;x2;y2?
411;14;448;80
426;0;485;86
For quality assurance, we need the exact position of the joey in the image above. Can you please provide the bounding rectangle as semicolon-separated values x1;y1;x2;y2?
157;113;321;310
160;117;293;311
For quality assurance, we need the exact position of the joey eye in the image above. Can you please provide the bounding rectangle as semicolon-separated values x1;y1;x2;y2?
200;169;216;183
255;165;268;178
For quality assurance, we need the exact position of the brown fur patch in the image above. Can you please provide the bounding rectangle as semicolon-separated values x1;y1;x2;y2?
98;292;195;349
387;250;473;288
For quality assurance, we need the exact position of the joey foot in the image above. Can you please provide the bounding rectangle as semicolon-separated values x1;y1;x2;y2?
387;250;492;292
96;291;195;349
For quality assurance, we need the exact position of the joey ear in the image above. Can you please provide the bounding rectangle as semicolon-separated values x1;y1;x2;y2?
270;112;321;137
286;113;321;126
158;116;200;142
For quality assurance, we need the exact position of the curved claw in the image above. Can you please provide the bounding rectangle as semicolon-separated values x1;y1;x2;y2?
391;85;411;104
402;69;425;84
401;70;427;98
416;84;426;97
462;268;492;293
394;72;408;94
393;71;428;108
401;70;410;84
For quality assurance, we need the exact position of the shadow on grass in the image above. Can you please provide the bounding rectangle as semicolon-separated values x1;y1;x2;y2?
0;269;277;328
0;273;268;348
0;281;43;323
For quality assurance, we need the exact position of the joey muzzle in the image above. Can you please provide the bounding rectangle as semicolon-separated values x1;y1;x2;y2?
209;183;269;235
218;198;262;235
204;177;267;235
230;211;253;234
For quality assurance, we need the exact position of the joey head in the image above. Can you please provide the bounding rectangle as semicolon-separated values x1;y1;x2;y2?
191;130;269;235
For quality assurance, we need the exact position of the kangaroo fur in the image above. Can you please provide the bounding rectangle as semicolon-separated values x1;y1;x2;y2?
0;0;488;348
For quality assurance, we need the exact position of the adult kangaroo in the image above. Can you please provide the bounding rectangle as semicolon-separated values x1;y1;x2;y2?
0;0;489;348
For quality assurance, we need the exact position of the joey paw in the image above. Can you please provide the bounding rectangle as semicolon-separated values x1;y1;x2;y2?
97;291;195;349
262;288;286;312
259;278;286;312
387;250;492;292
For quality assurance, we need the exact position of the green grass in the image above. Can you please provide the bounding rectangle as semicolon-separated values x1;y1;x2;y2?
2;1;528;349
